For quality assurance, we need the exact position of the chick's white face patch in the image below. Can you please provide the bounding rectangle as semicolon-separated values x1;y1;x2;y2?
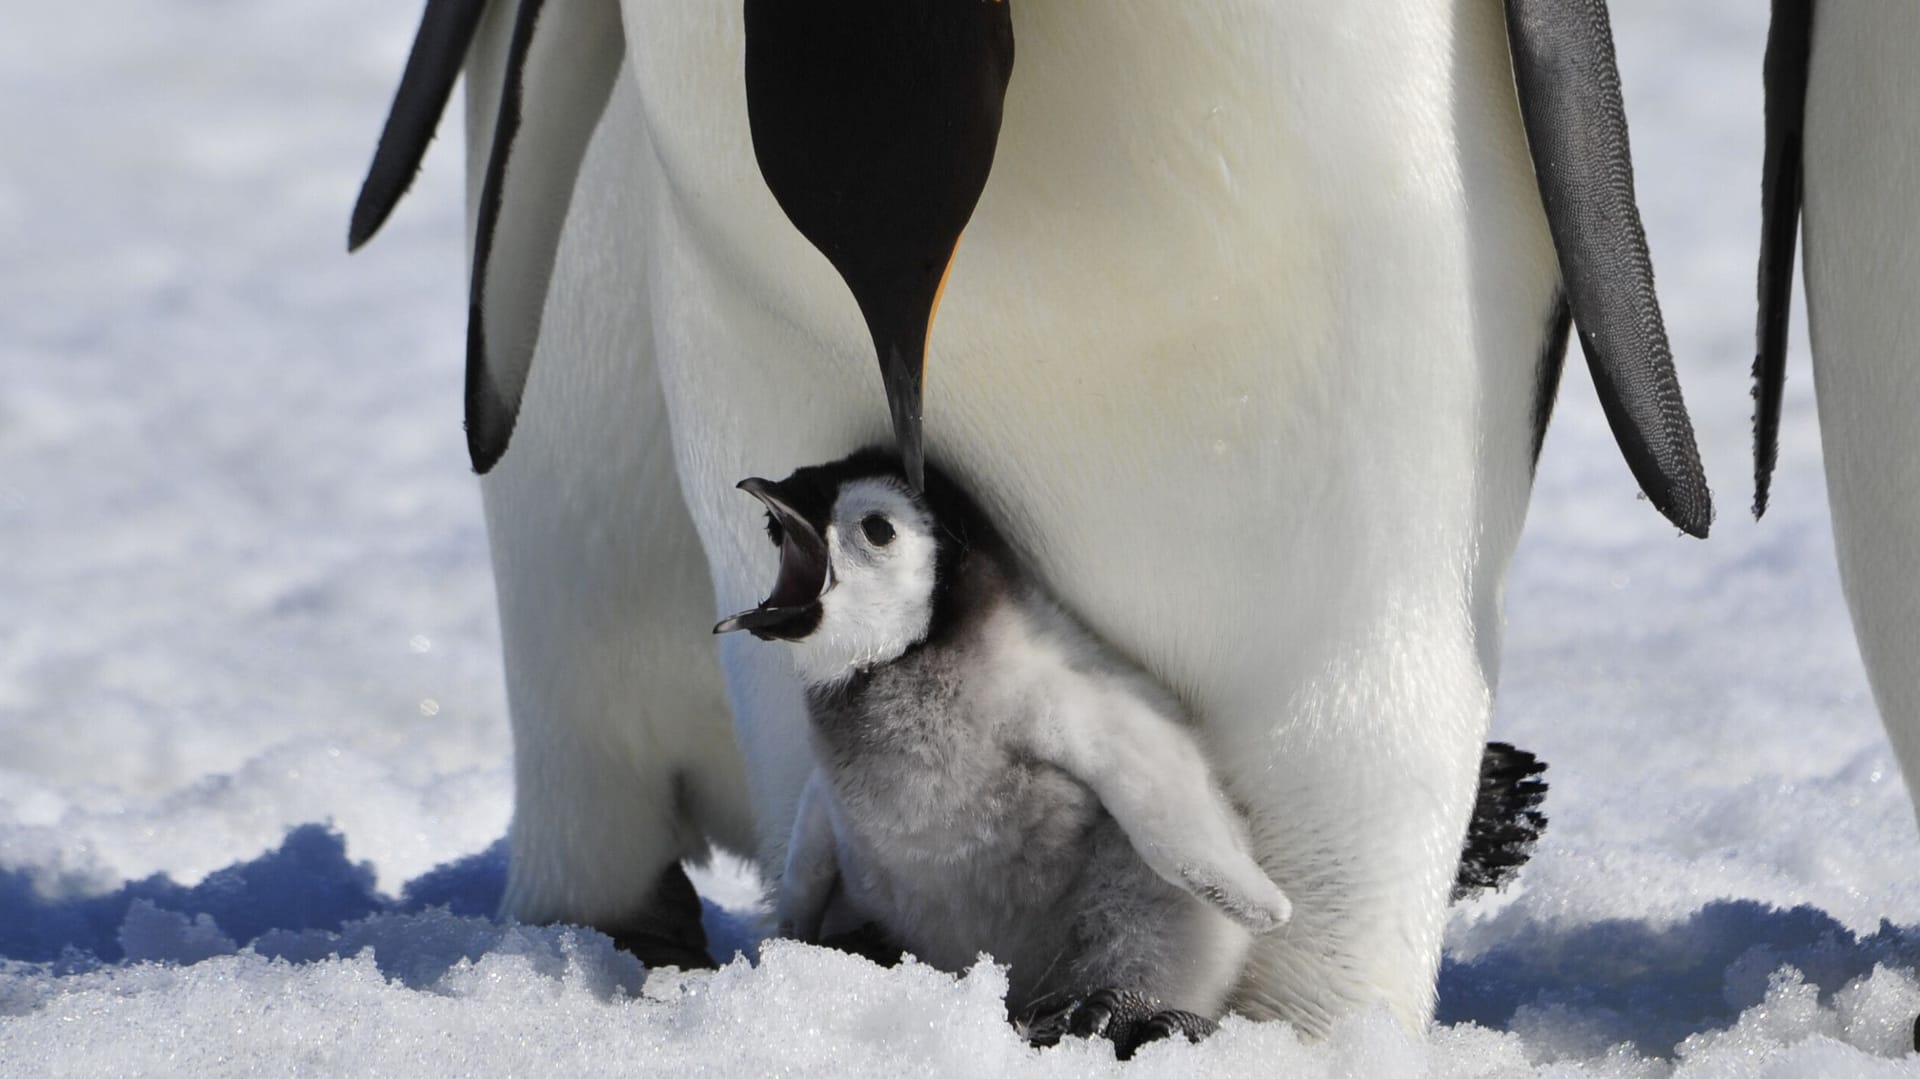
787;478;939;685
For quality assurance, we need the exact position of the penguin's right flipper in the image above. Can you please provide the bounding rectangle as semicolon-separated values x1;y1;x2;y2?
464;0;626;473
1452;742;1548;901
348;0;490;251
1752;0;1815;518
1504;0;1713;537
1026;686;1292;934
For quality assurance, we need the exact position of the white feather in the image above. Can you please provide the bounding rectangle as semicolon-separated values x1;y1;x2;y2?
1803;6;1920;830
786;479;939;686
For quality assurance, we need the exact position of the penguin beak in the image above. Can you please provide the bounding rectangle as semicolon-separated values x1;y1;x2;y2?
714;478;831;641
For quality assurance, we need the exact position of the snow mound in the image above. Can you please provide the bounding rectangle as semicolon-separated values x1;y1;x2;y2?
1;828;1917;1076
4;931;1919;1076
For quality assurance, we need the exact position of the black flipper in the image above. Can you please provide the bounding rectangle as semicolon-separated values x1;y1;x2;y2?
1504;0;1713;538
465;0;624;473
1453;742;1549;901
348;0;490;251
1753;0;1815;518
1530;293;1574;470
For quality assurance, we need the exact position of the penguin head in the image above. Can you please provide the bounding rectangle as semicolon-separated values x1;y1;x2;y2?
716;451;950;686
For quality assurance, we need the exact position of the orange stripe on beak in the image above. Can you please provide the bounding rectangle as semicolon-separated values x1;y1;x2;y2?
923;233;963;384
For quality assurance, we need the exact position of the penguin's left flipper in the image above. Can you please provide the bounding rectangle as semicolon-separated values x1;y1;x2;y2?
1504;0;1713;537
1751;0;1815;518
1022;989;1216;1061
347;0;627;474
463;0;626;473
775;769;841;942
1025;684;1292;934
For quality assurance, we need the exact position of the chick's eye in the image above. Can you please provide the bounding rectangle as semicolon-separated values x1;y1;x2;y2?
763;512;785;548
860;514;895;547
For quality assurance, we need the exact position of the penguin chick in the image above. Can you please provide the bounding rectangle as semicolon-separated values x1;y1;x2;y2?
715;450;1291;1049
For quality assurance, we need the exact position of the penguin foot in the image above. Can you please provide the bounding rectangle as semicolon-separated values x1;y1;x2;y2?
1023;988;1216;1060
1453;741;1550;901
606;930;718;971
605;862;717;970
814;921;905;968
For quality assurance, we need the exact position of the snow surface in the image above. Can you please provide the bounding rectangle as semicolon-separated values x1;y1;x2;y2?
4;1;1919;1075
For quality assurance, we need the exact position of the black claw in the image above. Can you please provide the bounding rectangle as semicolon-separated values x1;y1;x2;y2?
1022;988;1217;1060
1151;1009;1216;1042
1124;1009;1215;1059
1067;990;1120;1040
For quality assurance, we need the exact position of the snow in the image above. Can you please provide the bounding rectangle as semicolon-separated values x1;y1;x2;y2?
2;1;1917;1074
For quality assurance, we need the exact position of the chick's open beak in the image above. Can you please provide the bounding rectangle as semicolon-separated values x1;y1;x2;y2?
714;478;831;641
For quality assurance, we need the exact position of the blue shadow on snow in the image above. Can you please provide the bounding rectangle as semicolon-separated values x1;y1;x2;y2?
1439;899;1920;1053
0;824;748;979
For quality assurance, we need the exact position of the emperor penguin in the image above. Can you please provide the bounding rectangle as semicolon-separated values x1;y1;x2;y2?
714;450;1291;1056
349;0;1709;1034
1753;4;1920;829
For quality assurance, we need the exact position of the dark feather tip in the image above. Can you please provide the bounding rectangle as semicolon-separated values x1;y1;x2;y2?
1454;741;1549;901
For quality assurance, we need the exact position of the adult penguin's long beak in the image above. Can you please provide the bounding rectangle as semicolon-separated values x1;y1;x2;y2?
743;0;1016;491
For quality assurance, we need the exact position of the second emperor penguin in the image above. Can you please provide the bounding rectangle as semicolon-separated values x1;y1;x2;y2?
1755;3;1920;827
715;450;1291;1051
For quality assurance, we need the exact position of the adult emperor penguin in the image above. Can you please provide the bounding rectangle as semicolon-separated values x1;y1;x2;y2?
1754;4;1920;827
350;0;1710;1034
